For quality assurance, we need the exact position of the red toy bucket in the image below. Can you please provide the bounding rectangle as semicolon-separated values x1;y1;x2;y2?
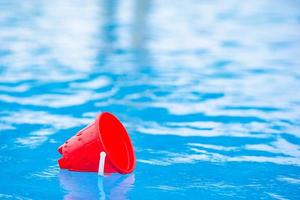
58;112;135;174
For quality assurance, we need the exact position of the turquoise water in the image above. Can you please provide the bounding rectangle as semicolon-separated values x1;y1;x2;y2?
1;0;300;199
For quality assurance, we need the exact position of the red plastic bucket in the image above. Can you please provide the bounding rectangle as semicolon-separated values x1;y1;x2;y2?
58;112;135;174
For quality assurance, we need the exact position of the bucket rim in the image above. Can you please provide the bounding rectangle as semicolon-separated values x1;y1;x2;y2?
95;112;136;174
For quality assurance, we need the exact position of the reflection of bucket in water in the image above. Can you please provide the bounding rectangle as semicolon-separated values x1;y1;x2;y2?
101;173;135;200
59;170;135;200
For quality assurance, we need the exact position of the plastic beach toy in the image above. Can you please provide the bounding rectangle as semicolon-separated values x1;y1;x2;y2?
58;112;136;175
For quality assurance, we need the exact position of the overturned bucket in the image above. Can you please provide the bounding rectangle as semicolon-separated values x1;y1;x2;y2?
58;112;136;175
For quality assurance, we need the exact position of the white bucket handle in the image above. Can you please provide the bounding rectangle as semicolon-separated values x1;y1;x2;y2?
98;151;106;176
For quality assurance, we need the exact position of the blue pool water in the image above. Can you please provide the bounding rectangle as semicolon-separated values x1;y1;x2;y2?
1;0;300;199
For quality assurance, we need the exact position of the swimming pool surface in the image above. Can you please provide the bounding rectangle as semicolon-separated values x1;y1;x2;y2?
1;0;300;199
